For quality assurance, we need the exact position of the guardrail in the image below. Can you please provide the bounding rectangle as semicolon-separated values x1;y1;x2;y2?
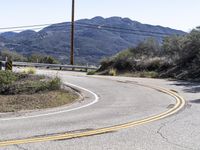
1;61;98;72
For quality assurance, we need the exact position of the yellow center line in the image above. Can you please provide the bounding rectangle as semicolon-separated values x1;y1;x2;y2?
0;83;185;147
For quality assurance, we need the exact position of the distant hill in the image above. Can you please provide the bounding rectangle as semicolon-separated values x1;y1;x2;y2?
0;16;186;65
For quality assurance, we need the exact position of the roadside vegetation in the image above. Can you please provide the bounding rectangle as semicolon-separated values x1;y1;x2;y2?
0;50;59;64
0;49;27;62
97;27;200;81
87;70;96;75
27;53;59;64
0;70;78;112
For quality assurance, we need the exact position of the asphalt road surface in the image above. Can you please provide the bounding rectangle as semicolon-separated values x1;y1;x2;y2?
0;69;200;150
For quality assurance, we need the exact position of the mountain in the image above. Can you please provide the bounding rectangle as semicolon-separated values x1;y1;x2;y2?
0;32;18;39
0;16;186;65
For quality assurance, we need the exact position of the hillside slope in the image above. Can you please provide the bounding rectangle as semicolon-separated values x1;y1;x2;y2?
97;28;200;81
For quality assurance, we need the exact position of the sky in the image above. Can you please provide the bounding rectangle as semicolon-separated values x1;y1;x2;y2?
0;0;199;32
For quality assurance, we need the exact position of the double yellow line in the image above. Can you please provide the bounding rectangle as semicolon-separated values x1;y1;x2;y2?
0;84;185;147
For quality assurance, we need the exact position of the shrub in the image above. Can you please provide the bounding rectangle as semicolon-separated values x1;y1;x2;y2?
113;59;136;71
136;57;170;72
0;71;17;85
136;38;160;57
0;76;61;95
145;58;163;71
162;35;185;61
98;58;114;72
48;77;61;91
87;70;96;75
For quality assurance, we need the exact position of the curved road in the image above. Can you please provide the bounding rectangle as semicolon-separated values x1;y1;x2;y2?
0;70;200;150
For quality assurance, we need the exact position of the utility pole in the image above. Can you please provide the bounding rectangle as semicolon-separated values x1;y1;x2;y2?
70;0;75;65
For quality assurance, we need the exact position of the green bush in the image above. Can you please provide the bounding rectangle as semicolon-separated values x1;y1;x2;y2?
48;77;61;91
0;71;17;85
113;59;136;71
98;58;114;72
0;76;61;95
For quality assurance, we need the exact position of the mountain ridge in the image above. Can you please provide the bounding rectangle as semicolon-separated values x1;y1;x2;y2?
0;16;186;65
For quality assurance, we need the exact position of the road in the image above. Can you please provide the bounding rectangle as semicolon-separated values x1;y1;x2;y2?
0;69;200;150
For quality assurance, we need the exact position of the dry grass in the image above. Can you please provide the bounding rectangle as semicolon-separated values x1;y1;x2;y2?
22;67;36;74
108;68;117;76
119;71;158;78
0;90;79;112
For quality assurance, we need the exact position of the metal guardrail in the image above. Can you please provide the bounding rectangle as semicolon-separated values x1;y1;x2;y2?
1;61;98;72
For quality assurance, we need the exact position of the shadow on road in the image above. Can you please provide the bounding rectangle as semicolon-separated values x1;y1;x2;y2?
169;80;200;93
190;99;200;104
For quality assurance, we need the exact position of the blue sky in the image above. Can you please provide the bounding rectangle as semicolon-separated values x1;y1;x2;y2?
0;0;199;32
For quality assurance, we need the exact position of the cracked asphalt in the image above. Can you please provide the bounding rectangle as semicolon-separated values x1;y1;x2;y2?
1;70;200;150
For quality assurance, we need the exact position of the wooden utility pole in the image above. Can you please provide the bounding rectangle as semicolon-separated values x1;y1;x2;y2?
70;0;75;65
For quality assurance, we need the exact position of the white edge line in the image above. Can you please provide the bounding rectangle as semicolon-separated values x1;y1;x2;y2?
0;82;99;121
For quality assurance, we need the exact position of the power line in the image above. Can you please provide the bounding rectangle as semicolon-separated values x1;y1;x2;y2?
0;27;47;33
0;24;51;31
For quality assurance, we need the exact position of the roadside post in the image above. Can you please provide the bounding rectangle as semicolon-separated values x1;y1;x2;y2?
0;61;2;70
5;60;13;71
85;63;88;72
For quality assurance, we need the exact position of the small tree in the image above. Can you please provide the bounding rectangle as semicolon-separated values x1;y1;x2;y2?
136;38;161;57
178;28;200;66
162;35;185;62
